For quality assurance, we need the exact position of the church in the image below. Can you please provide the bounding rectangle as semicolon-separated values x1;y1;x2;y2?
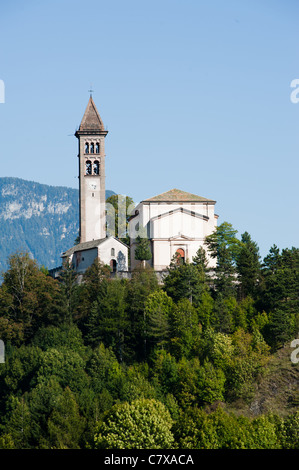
62;97;218;274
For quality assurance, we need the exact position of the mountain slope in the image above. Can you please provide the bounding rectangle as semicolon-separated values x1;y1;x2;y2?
225;343;299;418
0;177;114;273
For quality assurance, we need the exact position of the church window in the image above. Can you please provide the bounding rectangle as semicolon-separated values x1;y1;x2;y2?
111;248;115;256
85;142;89;154
93;161;100;175
96;143;100;154
90;143;94;154
86;160;92;175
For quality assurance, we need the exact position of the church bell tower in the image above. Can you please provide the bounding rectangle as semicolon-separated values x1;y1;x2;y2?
75;96;108;243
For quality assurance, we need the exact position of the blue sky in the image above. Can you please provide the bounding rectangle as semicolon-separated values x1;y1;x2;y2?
0;0;298;258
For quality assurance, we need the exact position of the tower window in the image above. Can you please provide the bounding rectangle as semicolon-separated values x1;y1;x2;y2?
86;160;92;175
93;160;100;175
96;143;100;154
85;142;89;154
90;143;94;154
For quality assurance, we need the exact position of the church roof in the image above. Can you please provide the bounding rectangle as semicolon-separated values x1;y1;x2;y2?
62;237;129;257
78;96;105;132
62;238;107;257
143;188;216;203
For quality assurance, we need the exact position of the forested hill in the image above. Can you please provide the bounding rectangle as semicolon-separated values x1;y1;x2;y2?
0;177;114;273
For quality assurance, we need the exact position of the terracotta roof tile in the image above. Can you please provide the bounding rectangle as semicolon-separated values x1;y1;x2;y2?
79;96;105;131
143;188;215;203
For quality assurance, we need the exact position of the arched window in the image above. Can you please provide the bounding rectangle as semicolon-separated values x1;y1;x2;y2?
90;142;94;154
85;142;89;154
111;248;115;256
93;160;100;175
96;143;100;154
176;248;185;265
85;160;92;175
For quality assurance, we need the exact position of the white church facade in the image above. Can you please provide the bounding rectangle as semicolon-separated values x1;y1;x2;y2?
62;96;218;275
129;188;218;272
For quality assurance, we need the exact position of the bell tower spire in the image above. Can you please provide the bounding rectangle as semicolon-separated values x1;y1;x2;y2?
75;96;108;243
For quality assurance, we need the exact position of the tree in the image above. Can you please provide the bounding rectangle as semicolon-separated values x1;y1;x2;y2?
88;279;129;361
27;377;64;448
268;308;296;349
77;258;110;327
1;252;65;340
144;290;174;351
106;194;135;245
260;246;299;348
126;266;159;361
94;398;174;449
169;298;201;359
196;290;214;330
205;222;241;297
36;347;89;395
4;397;32;449
47;387;85;449
163;258;206;308
134;235;152;267
58;259;79;324
196;360;226;405
236;232;261;300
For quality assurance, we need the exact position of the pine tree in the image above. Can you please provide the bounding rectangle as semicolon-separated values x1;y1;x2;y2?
236;232;261;300
134;235;152;267
47;387;85;449
58;259;79;324
205;222;241;298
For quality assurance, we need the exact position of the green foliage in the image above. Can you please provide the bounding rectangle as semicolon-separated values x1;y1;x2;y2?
144;290;174;350
47;387;85;449
174;407;280;449
205;222;242;297
236;232;261;299
94;398;174;449
134;235;152;263
0;234;298;449
169;298;201;359
163;258;206;308
106;194;134;245
1;252;65;340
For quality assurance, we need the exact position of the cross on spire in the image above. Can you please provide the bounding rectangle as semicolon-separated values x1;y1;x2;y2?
88;84;94;97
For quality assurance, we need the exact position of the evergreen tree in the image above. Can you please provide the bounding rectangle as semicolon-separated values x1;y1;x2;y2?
126;266;159;361
4;398;32;449
47;387;85;449
144;290;174;352
236;232;261;300
163;257;206;308
205;222;241;298
58;259;79;324
134;235;152;267
169;298;201;359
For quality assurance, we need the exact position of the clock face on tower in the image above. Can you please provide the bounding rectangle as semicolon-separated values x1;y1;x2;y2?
90;183;97;190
